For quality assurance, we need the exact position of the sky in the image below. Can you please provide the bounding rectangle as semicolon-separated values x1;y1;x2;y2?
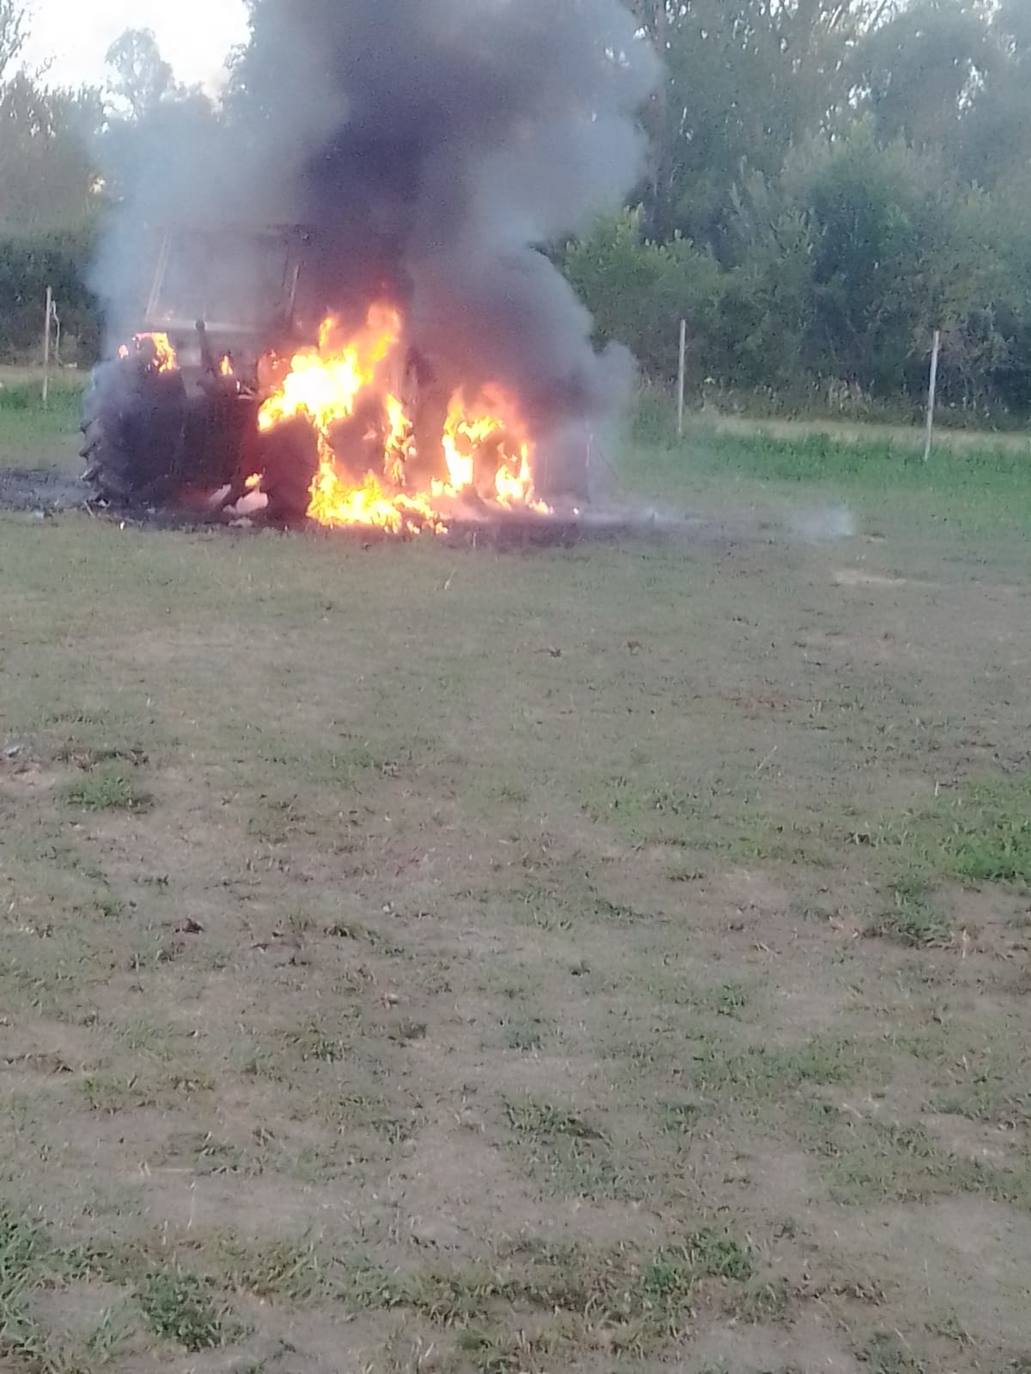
22;0;250;92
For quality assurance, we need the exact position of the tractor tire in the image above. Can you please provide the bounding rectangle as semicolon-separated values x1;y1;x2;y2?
80;357;188;506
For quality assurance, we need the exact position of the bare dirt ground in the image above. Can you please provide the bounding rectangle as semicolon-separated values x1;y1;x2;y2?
0;432;1029;1373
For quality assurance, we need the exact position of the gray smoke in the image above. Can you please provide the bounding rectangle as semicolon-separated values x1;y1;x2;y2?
94;0;659;491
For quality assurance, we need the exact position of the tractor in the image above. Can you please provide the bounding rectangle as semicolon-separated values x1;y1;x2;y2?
80;225;323;519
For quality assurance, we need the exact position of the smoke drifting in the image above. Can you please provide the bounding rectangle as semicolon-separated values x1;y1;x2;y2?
94;0;658;493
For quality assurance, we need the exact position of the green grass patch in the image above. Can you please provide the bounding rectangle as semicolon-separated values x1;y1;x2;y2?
0;1209;136;1366
660;1100;703;1135
707;981;751;1018
646;1230;753;1286
503;1098;652;1201
0;1210;51;1328
694;1034;868;1097
799;1106;1031;1212
866;879;952;948
136;1265;224;1351
876;775;1031;889
942;777;1031;884
347;1230;753;1356
0;378;83;472
623;421;1031;535
501;1017;549;1052
0;380;82;414
53;742;148;771
504;1100;605;1141
928;1040;1031;1127
206;1236;331;1305
63;769;152;813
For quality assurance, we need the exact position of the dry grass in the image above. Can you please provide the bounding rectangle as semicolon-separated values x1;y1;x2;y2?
700;408;1031;453
0;426;1030;1372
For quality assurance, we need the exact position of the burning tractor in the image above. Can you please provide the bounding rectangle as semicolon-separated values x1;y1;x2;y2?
81;225;560;534
81;226;318;521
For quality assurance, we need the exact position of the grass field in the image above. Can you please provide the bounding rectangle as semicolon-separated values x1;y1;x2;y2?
0;374;84;472
0;391;1030;1372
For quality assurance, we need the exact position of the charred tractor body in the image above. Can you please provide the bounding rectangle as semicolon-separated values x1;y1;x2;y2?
81;225;320;520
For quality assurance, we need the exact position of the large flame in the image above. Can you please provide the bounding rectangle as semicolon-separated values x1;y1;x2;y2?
258;306;401;436
256;304;548;533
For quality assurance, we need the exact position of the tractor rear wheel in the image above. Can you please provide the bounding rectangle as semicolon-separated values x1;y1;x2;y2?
80;357;188;505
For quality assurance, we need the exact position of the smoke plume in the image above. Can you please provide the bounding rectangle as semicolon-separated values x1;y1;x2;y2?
94;0;659;493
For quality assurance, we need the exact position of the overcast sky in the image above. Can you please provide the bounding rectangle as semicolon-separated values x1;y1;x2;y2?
22;0;249;91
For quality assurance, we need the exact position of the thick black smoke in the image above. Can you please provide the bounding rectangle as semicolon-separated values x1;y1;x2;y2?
95;0;658;492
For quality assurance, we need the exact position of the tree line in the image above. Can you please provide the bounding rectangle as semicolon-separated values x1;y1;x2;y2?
2;0;1031;422
0;5;214;362
568;0;1031;419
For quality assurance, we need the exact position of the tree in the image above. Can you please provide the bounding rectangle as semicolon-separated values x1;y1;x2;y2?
0;0;26;81
952;0;1031;187
855;0;994;151
97;25;223;212
564;210;723;382
764;127;1000;394
558;0;1031;415
0;76;102;230
630;0;895;253
0;2;102;355
0;224;101;359
0;0;103;233
105;28;178;120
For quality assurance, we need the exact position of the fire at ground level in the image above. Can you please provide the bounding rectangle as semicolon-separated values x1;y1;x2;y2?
84;304;601;535
0;463;692;551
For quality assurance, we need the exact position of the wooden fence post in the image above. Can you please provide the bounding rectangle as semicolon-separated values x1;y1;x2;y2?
677;318;687;439
923;327;941;463
42;286;53;411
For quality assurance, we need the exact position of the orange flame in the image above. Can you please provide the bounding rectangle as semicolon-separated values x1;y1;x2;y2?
220;355;235;378
439;386;546;511
309;464;445;536
257;305;549;533
132;332;178;374
258;305;401;435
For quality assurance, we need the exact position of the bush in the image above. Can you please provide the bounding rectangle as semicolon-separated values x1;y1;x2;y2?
564;210;723;387
0;225;102;363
